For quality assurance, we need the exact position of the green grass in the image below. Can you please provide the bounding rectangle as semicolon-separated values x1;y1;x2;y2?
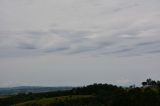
0;96;10;99
12;95;95;106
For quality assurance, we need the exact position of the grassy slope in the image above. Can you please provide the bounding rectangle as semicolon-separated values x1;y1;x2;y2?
0;96;10;99
12;95;95;106
1;83;160;106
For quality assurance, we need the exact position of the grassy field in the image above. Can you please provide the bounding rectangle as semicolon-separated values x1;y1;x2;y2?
0;96;10;99
12;95;95;106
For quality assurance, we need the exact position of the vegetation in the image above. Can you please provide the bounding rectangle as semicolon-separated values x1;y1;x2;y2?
142;78;160;87
0;86;73;96
13;95;96;106
1;79;160;106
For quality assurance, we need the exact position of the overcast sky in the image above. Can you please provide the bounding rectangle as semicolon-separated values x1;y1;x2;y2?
0;0;160;87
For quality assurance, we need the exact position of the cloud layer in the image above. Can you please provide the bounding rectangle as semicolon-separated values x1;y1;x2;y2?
0;0;160;57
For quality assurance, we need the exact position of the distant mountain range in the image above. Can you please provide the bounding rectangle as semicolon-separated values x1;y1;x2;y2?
0;86;73;96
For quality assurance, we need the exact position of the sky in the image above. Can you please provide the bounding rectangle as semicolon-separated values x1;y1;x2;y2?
0;0;160;87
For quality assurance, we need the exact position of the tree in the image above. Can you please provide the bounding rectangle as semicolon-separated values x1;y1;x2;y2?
146;78;152;85
156;81;160;86
151;80;157;86
142;82;147;86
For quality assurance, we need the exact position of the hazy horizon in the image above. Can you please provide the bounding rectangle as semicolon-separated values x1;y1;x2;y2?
0;0;160;87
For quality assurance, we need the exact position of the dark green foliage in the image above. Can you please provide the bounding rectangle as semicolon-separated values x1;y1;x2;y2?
1;79;160;106
142;78;160;87
13;95;98;106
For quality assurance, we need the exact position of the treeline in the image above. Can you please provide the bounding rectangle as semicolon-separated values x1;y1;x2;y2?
1;79;160;106
0;84;123;106
142;78;160;87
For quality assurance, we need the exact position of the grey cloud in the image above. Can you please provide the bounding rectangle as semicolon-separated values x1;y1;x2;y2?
99;39;160;56
123;40;160;56
148;50;160;54
0;0;160;87
25;31;48;36
67;41;113;55
17;42;37;50
1;27;160;57
111;48;133;54
0;0;160;57
136;41;160;47
100;46;134;56
49;29;91;40
44;47;70;53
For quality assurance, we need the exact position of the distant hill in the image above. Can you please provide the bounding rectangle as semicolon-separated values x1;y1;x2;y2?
1;79;160;106
0;86;73;96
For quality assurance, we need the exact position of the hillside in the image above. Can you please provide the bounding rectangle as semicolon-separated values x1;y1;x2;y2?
12;95;96;106
1;79;160;106
0;86;73;96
